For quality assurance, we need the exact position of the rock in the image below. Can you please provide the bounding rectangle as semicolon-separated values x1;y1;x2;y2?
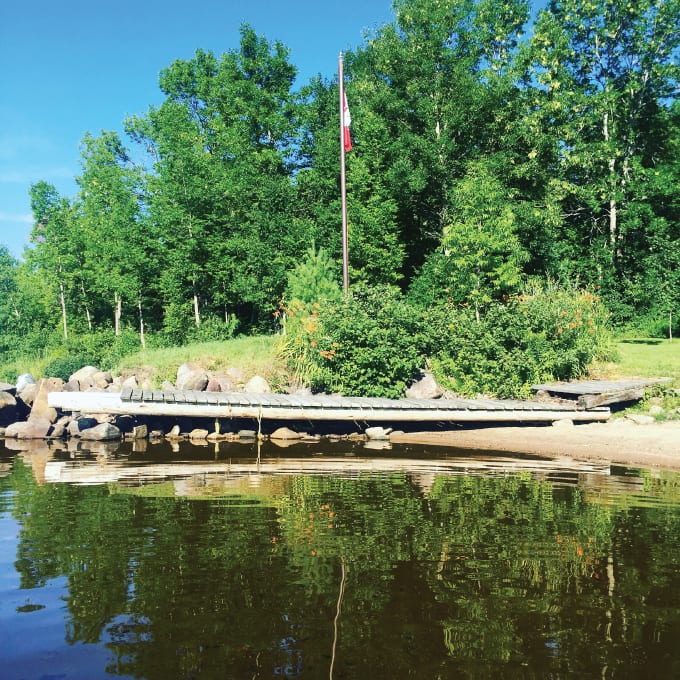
365;426;392;440
0;391;18;426
93;371;113;388
552;418;574;427
238;429;257;439
189;428;209;440
31;378;64;423
405;372;443;400
0;381;16;394
16;373;36;394
206;377;224;392
63;379;82;392
16;383;38;407
122;375;138;390
176;363;209;391
69;366;100;387
79;423;122;441
625;413;655;425
50;417;70;439
132;424;148;439
244;375;271;393
161;380;175;392
166;424;183;440
648;405;664;416
5;417;52;439
68;417;99;436
270;427;303;441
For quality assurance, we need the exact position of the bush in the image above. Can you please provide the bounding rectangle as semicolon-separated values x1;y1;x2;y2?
280;285;428;398
427;283;614;398
43;354;97;381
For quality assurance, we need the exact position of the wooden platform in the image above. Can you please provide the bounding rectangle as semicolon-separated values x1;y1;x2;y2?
48;388;611;424
532;378;671;409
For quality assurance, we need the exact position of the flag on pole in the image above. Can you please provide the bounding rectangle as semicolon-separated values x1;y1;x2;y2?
343;91;352;152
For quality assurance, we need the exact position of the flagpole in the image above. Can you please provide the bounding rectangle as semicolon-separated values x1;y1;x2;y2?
339;52;349;293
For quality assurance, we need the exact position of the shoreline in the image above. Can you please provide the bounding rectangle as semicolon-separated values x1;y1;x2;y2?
390;419;680;471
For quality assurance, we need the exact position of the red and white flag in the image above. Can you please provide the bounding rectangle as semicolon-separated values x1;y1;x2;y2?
343;91;352;152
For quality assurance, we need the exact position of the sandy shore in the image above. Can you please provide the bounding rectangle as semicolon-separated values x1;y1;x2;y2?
390;419;680;471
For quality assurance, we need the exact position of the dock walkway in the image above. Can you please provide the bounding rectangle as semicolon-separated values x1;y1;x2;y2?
49;387;611;424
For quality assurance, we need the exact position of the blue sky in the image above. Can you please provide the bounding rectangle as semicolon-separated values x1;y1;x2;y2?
0;0;396;259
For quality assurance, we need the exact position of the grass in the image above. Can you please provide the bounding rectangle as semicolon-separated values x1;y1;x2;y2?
115;335;287;388
591;337;680;382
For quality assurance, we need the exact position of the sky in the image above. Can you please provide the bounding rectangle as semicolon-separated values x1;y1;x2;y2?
0;0;397;259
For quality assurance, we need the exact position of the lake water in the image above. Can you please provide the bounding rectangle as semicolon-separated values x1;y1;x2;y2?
1;437;679;679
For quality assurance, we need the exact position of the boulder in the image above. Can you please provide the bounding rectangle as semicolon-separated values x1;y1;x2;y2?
16;373;36;394
69;366;100;388
31;378;64;423
405;372;443;400
0;391;18;426
5;417;52;439
132;424;148;440
176;363;209;391
68;417;99;436
63;379;82;392
79;423;122;441
270;427;303;441
244;375;271;393
365;426;392;440
189;428;209;441
93;371;113;388
122;375;138;390
16;382;38;408
626;413;655;425
0;381;15;395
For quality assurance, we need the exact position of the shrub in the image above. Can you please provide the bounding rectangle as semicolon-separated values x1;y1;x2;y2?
43;354;97;381
280;284;428;398
427;283;614;398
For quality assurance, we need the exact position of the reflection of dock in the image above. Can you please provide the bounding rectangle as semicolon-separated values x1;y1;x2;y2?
49;388;611;424
41;454;611;492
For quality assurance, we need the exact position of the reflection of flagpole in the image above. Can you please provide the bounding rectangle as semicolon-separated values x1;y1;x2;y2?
329;557;346;679
339;52;349;293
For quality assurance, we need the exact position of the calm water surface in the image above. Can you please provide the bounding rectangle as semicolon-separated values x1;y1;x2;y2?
0;437;678;679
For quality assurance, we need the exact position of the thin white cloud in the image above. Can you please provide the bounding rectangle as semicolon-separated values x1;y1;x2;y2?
0;166;75;184
0;212;32;224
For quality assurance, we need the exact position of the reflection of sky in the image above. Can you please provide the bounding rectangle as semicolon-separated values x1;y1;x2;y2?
0;499;134;680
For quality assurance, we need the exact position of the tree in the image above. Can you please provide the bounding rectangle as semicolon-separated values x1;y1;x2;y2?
527;0;680;316
76;131;152;345
27;182;79;340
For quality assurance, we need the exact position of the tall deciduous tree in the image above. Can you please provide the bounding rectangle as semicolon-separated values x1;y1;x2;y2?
527;0;680;313
77;131;151;344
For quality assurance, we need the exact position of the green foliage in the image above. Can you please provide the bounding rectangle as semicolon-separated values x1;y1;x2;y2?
284;243;342;308
281;284;428;397
427;282;613;398
185;316;239;344
43;354;97;381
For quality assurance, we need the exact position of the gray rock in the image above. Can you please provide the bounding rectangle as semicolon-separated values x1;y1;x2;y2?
93;371;113;388
79;423;122;441
405;372;443;400
68;417;99;436
365;426;392;440
244;375;271;393
63;379;82;392
0;381;16;394
132;424;148;439
189;428;210;440
16;373;36;394
176;363;209;391
238;429;257;439
16;383;38;407
648;405;664;416
69;366;100;386
122;375;138;390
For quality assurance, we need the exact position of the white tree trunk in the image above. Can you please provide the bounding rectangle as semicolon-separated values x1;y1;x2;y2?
59;281;68;341
114;292;122;337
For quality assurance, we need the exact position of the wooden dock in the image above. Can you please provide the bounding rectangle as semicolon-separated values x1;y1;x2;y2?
48;388;611;424
532;378;671;409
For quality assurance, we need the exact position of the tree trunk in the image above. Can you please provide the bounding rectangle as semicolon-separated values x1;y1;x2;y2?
193;277;201;327
138;291;146;349
59;280;68;341
114;292;122;336
81;282;92;332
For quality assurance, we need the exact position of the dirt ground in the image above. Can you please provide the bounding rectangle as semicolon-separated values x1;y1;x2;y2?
390;419;680;471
